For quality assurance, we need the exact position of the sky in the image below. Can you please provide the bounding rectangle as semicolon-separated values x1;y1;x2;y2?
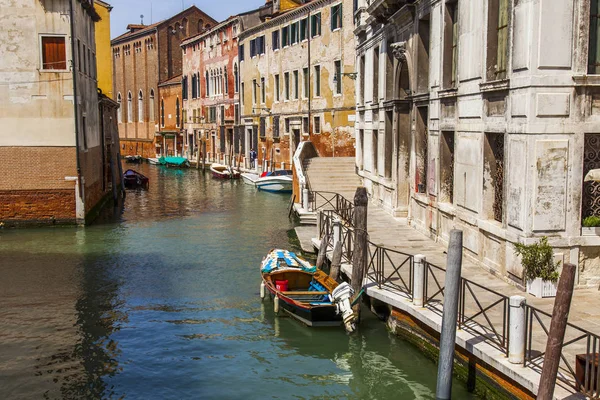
108;0;266;39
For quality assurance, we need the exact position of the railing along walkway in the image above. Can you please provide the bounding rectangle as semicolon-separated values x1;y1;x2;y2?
313;190;600;398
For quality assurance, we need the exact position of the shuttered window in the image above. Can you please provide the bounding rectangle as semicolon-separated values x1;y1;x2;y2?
331;4;342;31
451;3;458;87
311;13;321;38
496;0;509;79
590;0;600;74
41;36;67;70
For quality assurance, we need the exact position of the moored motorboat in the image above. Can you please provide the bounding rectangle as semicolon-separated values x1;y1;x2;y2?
123;169;149;188
159;156;190;168
210;163;240;179
125;155;142;163
148;157;160;165
256;170;293;193
241;172;260;186
260;249;357;333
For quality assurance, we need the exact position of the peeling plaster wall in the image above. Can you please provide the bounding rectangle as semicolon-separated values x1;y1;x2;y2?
355;0;600;288
239;0;356;166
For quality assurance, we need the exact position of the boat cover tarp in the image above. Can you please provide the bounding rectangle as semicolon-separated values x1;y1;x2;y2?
159;156;189;166
261;249;316;274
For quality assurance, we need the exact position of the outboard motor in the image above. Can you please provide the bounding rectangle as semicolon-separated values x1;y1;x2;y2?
331;282;357;333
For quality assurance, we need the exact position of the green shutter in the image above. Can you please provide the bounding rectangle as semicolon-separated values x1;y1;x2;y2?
496;0;509;78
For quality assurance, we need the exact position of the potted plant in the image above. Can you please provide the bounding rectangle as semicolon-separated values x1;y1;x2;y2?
582;216;600;236
514;237;560;298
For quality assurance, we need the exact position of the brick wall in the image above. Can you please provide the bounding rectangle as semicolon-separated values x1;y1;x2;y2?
0;147;77;191
0;190;76;225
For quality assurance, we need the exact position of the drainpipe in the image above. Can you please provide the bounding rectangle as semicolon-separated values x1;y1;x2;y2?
68;0;84;221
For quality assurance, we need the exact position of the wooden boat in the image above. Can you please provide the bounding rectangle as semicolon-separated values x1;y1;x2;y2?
241;172;260;186
210;163;240;179
159;156;190;168
123;169;149;188
147;157;160;165
256;170;293;193
260;249;357;332
125;155;142;163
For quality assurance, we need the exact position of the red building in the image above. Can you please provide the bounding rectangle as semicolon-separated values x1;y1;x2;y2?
181;7;267;165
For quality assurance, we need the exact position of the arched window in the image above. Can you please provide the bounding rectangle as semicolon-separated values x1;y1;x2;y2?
196;72;200;98
181;18;188;36
234;64;239;93
127;91;132;123
176;97;180;127
206;71;209;97
198;19;204;32
117;93;122;123
138;90;144;122
191;74;197;98
224;67;228;94
161;99;165;127
149;89;155;122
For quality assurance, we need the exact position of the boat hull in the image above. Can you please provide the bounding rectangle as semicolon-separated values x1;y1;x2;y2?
210;164;240;179
241;173;259;186
256;177;292;193
264;285;342;327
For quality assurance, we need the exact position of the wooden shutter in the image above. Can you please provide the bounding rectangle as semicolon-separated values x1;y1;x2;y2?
42;36;66;70
451;5;458;86
496;0;509;78
591;0;600;74
273;116;280;138
219;126;226;152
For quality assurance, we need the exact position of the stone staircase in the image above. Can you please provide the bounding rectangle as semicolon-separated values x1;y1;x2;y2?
304;157;361;199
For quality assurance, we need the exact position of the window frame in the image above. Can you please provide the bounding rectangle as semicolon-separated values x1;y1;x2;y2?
40;34;68;72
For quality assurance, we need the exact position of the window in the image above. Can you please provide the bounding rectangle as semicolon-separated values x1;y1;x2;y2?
234;104;240;124
284;72;290;100
239;44;245;62
241;82;245;106
78;40;82;71
384;110;393;178
82;115;87;150
250;36;265;57
224;66;228;94
415;107;428;192
117;93;122;123
149;90;155;122
182;76;188;100
261;77;265;104
443;1;458;88
274;74;280;102
372;130;378;175
314;116;321;134
417;16;431;92
303;67;309;98
591;0;600;73
234;64;239;93
314;65;321;97
161;99;165;127
300;18;308;41
41;36;67;70
220;105;225;124
331;4;343;31
359;55;365;104
252;79;257;105
273;116;280;138
191;74;196;98
138;90;144;122
127;92;132;123
311;13;322;37
484;132;505;222
272;30;280;50
285;118;290;133
293;70;299;99
303;117;309;133
176;98;181;128
282;26;289;47
260;117;266;138
205;71;209;97
291;22;299;45
441;131;455;203
486;0;509;79
334;60;342;94
373;47;379;102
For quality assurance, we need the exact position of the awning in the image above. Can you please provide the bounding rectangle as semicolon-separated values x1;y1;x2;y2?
584;169;600;182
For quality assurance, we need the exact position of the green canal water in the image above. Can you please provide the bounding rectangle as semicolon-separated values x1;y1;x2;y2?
0;164;478;399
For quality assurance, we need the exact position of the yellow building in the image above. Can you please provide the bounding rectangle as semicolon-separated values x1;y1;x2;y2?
94;0;113;99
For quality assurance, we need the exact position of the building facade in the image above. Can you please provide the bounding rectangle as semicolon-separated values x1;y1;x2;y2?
0;0;115;225
238;0;356;169
355;0;600;288
94;0;113;98
111;7;216;158
181;7;267;164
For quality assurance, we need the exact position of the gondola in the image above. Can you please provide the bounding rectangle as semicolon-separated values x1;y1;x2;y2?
123;169;149;188
260;249;357;333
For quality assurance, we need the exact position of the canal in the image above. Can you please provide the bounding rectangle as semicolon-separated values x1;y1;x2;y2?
0;164;477;399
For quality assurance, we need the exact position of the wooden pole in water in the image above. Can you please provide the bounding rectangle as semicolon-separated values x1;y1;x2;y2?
351;187;368;316
329;241;342;282
316;234;329;269
536;263;577;400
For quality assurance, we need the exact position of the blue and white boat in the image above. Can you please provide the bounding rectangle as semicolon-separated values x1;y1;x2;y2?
256;170;293;193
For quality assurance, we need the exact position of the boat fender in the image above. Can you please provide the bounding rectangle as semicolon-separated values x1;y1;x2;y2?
260;282;266;299
332;282;357;333
273;296;280;315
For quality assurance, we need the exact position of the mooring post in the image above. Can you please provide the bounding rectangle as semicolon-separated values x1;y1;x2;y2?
537;263;577;400
303;188;310;212
330;241;343;282
436;230;463;400
317;210;323;240
413;254;426;308
316;233;328;269
351;187;369;317
508;295;526;364
333;217;342;248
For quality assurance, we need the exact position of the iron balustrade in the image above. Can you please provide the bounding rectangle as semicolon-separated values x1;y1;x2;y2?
525;305;600;398
316;190;598;398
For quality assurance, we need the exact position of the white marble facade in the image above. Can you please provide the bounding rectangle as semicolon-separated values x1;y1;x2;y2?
354;0;600;288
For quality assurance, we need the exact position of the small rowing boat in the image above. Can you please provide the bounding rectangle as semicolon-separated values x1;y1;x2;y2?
123;169;149;188
260;249;357;333
210;163;240;179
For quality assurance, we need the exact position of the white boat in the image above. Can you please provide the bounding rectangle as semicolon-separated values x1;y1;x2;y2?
241;173;260;186
256;170;293;193
210;163;240;179
148;157;160;165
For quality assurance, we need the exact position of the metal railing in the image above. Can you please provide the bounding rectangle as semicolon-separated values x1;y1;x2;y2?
311;191;355;224
525;305;600;398
366;242;413;298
